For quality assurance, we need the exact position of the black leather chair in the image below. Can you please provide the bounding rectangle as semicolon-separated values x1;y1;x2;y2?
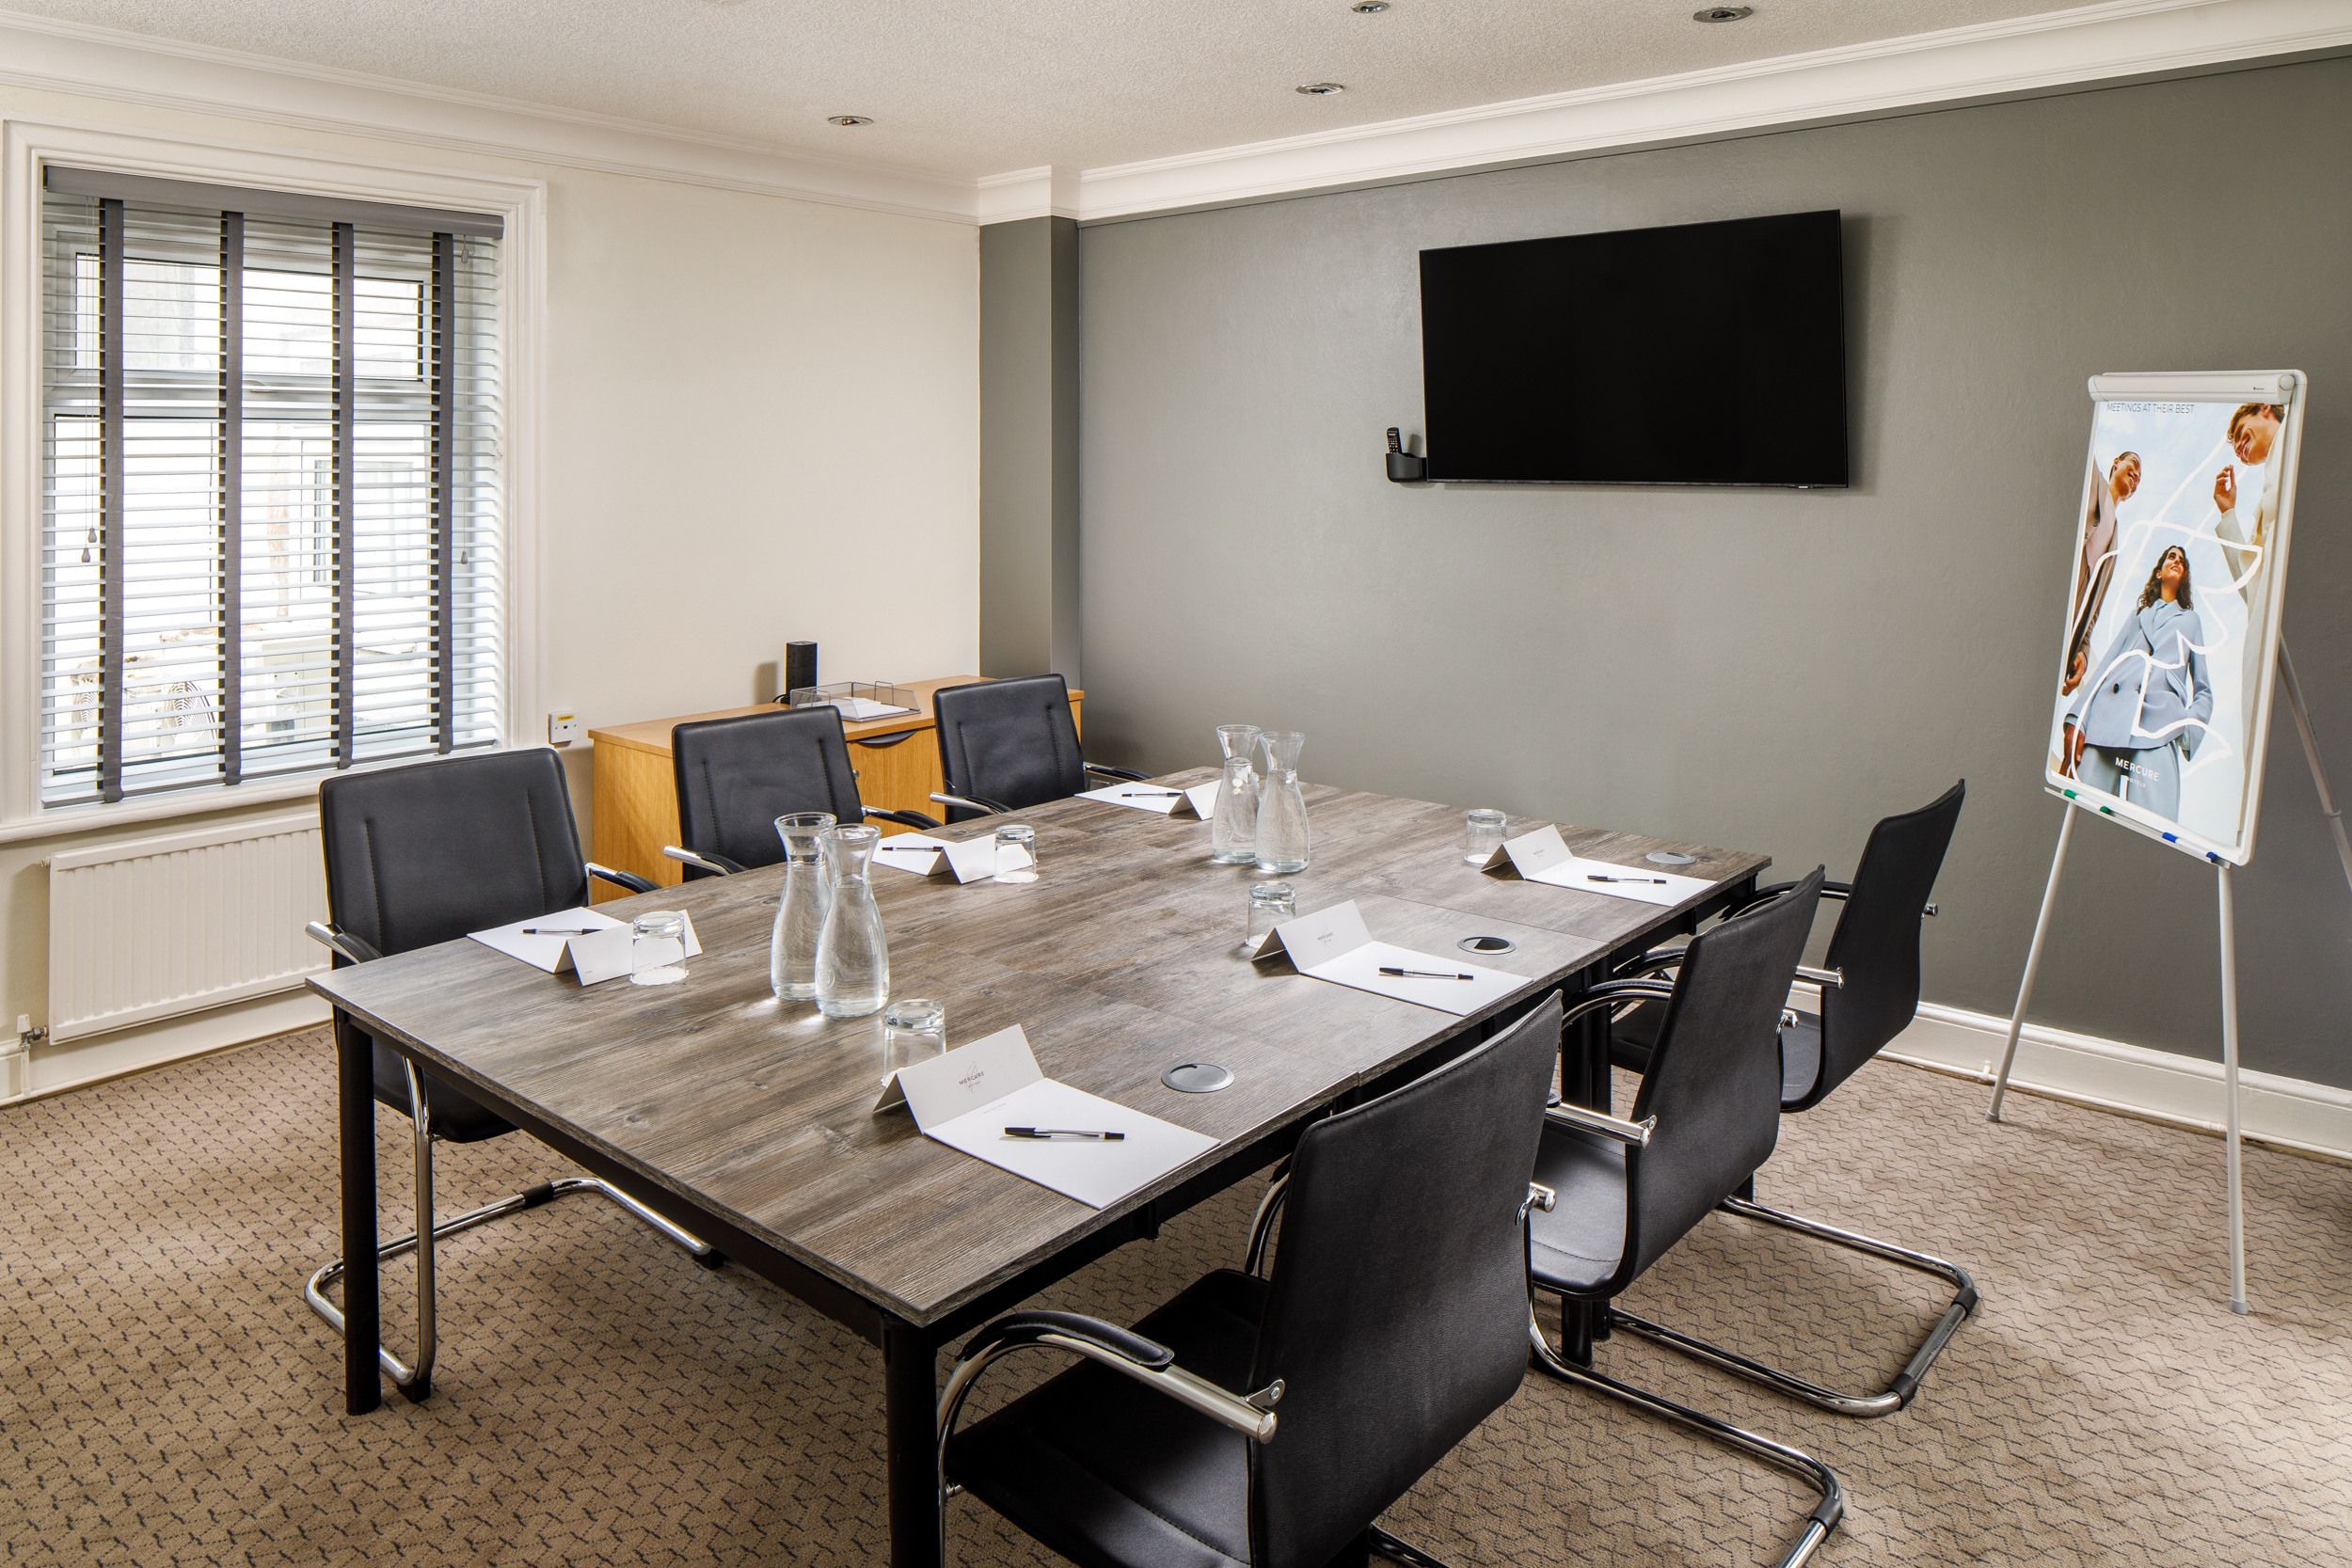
1528;869;1847;1568
927;673;1147;823
938;992;1563;1568
1607;783;1975;1418
302;748;717;1402
660;705;938;879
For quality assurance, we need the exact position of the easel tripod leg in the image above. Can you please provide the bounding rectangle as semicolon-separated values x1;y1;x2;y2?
1988;803;2076;1122
2278;640;2352;901
2217;864;2249;1316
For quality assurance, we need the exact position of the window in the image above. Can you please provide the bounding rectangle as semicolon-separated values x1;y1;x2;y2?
38;169;503;807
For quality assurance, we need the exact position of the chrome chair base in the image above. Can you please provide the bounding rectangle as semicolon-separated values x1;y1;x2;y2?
1367;1525;1462;1568
1528;1314;1843;1568
1599;1194;1977;1419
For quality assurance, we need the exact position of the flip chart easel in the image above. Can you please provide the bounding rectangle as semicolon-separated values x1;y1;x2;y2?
1988;370;2335;1317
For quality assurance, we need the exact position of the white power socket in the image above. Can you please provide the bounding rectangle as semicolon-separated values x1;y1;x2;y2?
548;711;582;746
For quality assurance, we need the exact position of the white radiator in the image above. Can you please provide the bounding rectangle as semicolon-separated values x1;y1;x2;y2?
47;811;328;1043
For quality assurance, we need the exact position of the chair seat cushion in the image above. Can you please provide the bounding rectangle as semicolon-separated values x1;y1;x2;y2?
1610;1002;1824;1107
369;1037;515;1144
1528;1122;1628;1296
946;1269;1267;1568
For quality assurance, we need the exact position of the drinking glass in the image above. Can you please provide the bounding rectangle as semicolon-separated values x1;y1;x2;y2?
882;997;946;1085
815;826;889;1018
993;824;1038;884
770;811;835;1002
1246;881;1296;953
1253;731;1310;874
1210;724;1262;864
1465;808;1508;864
629;911;688;987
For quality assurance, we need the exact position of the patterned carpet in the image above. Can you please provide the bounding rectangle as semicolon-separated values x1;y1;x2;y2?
4;1026;2348;1567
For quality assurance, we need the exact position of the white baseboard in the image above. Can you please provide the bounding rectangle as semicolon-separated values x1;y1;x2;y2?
1879;997;2352;1164
4;990;327;1106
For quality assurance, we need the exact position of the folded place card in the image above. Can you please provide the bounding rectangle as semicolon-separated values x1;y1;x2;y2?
468;908;704;987
876;1024;1216;1209
1075;780;1222;820
869;833;1005;884
1245;898;1531;1016
1478;825;1715;909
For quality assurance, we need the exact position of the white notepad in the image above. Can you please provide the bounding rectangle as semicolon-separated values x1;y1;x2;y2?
1074;781;1221;820
868;834;1007;883
1243;899;1530;1016
467;908;704;987
876;1025;1215;1209
1478;824;1714;909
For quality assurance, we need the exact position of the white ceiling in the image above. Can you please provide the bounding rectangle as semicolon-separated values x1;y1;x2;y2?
4;0;2076;181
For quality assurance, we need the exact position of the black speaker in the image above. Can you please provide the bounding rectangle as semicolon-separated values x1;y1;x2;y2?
784;641;818;697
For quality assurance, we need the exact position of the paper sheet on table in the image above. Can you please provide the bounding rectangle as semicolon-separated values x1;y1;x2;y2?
467;908;704;987
821;697;917;721
868;833;1005;884
1075;780;1220;820
876;1025;1214;1208
1478;824;1714;908
1246;899;1530;1016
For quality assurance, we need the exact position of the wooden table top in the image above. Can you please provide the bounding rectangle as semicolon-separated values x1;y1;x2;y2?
311;769;1766;1328
587;676;1085;759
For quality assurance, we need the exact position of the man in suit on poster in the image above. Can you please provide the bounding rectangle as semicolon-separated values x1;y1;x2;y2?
2213;402;2285;735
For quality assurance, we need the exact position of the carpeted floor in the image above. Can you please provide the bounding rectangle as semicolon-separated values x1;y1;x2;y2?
4;1026;2348;1566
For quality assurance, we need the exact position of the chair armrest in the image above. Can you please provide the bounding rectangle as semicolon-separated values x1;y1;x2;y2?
1244;1171;1289;1276
1794;965;1843;990
1613;944;1689;981
1546;1102;1656;1147
305;921;382;966
661;846;744;877
1559;979;1676;1031
1729;878;1852;920
864;807;942;831
929;791;1010;816
962;1310;1174;1370
585;862;657;895
1083;763;1151;784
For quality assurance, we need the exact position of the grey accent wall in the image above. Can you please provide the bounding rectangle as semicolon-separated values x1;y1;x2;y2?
980;215;1081;685
1076;58;2352;1088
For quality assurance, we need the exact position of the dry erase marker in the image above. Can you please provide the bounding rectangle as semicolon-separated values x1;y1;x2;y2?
1587;874;1667;884
1004;1127;1126;1140
1379;966;1473;980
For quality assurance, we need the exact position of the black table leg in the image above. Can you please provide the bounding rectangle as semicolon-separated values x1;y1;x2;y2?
335;1011;381;1415
1560;961;1612;1112
883;1317;942;1568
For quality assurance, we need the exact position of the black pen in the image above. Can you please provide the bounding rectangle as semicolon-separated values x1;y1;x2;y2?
1587;875;1667;884
1120;790;1182;798
1380;966;1473;980
522;926;598;935
1004;1127;1126;1140
882;842;938;851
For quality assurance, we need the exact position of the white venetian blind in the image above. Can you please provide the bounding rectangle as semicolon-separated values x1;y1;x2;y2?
38;171;503;808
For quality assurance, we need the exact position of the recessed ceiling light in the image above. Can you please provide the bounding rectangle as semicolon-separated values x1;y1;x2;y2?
1693;5;1754;20
827;115;874;126
1350;2;1391;12
1295;82;1347;95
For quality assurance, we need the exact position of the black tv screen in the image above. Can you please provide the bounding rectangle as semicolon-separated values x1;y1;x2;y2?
1419;210;1849;486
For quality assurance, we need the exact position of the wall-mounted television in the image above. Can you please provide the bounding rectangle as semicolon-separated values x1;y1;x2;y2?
1419;209;1849;487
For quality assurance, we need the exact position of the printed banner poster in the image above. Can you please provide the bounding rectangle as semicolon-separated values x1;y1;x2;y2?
2046;395;2294;860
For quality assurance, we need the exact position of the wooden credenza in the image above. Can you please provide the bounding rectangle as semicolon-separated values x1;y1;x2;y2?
586;675;1083;899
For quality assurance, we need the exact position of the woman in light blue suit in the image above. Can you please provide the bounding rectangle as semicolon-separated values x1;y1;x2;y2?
2062;545;2213;821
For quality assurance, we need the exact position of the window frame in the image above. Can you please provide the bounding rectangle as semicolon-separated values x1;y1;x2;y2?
1;119;545;844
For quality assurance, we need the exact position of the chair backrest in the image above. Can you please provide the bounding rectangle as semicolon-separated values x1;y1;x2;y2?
672;706;866;877
1623;867;1825;1284
1246;994;1559;1568
931;674;1086;821
1801;781;1965;1110
318;749;591;958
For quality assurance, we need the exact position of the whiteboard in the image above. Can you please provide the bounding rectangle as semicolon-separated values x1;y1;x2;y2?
2041;371;2307;865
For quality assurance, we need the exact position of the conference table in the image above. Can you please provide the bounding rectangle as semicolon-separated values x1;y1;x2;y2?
310;768;1768;1568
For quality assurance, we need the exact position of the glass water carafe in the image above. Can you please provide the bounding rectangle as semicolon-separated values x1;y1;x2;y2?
815;825;890;1019
769;812;835;1002
1253;731;1311;874
1210;724;1262;864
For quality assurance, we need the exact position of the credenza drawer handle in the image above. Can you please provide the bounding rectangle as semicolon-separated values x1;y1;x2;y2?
852;730;920;749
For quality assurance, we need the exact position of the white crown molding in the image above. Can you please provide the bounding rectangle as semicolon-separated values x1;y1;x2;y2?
0;8;982;224
1072;0;2352;222
977;166;1081;225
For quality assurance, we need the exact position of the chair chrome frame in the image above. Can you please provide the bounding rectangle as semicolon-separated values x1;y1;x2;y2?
301;922;719;1401
1523;989;1847;1568
1606;908;1979;1419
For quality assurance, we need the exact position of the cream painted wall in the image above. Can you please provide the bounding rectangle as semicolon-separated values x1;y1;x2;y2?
0;83;978;1094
